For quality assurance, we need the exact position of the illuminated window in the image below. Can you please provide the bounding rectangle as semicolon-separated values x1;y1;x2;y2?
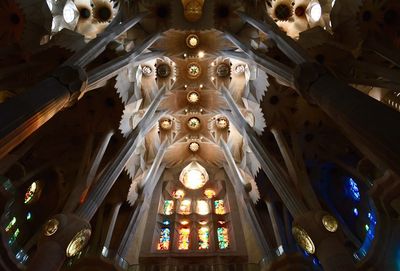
9;228;20;245
163;200;174;215
198;226;210;250
214;200;226;215
24;182;39;204
5;217;16;232
217;226;229;249
204;189;216;199
26;212;32;221
157;228;171;250
178;199;192;215
172;189;185;199
346;177;360;201
196;200;209;215
178;228;190;250
180;162;209;190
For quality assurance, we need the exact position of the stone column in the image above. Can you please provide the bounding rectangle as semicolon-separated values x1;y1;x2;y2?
26;214;91;271
292;211;355;271
102;202;122;258
0;66;87;160
237;12;400;177
75;86;166;221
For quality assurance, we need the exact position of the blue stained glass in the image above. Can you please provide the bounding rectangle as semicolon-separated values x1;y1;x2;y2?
346;177;360;201
157;228;170;250
353;208;359;216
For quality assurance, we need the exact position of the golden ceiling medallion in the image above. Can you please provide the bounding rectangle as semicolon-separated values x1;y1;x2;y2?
187;117;201;130
292;226;315;254
66;228;91;257
187;63;201;79
189;142;200;152
216;116;229;129
43;218;60;236
322;215;338;232
187;91;200;103
181;0;205;22
160;119;173;130
186;34;199;48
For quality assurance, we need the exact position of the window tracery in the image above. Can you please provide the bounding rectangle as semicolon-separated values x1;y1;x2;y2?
155;166;233;253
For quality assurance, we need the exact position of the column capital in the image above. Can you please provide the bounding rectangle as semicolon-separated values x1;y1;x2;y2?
51;65;88;106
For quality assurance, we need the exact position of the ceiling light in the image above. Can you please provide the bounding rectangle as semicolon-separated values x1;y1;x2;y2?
198;51;205;58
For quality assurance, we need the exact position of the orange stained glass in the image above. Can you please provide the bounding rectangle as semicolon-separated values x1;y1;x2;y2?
204;189;216;199
214;200;226;215
178;199;192;215
178;227;190;250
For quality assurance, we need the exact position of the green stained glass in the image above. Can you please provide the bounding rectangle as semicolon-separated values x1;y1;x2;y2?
217;226;229;249
198;226;210;250
5;217;16;232
163;200;174;215
214;200;226;215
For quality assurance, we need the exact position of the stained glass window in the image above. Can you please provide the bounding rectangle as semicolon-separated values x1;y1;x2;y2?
346;177;360;201
178;228;190;250
26;212;32;221
5;217;16;232
217;226;229;249
157;228;171;250
198;226;210;250
172;189;185;199
8;228;20;245
196;200;210;215
179;199;192;215
24;182;38;204
204;189;216;199
163;200;174;215
214;200;226;215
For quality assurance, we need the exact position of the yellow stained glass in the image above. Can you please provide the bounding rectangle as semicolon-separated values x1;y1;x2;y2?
204;189;216;199
214;200;226;215
172;189;185;199
178;228;190;250
179;199;192;215
198;226;210;250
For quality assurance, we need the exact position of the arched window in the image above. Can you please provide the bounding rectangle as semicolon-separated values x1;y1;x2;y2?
155;162;232;252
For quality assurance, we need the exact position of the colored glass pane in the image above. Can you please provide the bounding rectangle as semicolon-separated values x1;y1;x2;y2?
204;189;216;199
5;217;16;232
198;226;210;250
8;228;20;245
162;220;170;226
179;199;191;215
178;228;190;250
217;227;229;249
196;200;210;215
163;200;174;215
172;189;185;199
24;182;38;204
346;177;360;201
26;212;32;220
214;200;226;215
157;228;170;250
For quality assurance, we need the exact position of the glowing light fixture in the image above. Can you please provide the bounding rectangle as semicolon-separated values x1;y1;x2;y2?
189;142;200;152
180;162;209;190
198;51;205;58
187;91;200;103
